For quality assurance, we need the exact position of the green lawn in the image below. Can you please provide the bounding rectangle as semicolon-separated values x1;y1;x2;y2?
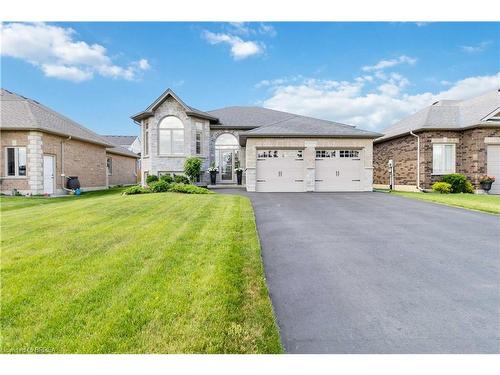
390;190;500;215
0;189;282;353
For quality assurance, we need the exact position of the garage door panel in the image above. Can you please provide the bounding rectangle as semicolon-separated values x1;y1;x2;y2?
315;149;363;192
256;149;306;192
487;145;500;194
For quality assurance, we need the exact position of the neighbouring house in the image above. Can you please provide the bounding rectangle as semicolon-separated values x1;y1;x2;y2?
131;88;381;192
373;90;500;194
102;135;142;184
101;135;141;155
0;88;139;195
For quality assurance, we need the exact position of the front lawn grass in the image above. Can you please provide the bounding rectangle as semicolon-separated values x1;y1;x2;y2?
390;190;500;215
1;190;282;353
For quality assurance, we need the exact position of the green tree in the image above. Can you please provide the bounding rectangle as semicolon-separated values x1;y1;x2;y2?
184;157;202;183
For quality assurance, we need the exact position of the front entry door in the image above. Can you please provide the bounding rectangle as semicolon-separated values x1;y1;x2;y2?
220;150;234;182
43;155;55;194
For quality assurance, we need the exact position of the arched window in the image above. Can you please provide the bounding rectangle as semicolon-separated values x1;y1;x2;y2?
215;133;238;149
159;116;184;154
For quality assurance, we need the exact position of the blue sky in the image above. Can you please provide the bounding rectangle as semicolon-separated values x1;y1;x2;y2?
2;22;499;135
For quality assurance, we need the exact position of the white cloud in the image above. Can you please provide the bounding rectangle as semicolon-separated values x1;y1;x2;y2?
259;72;500;131
460;40;492;53
227;22;276;37
1;22;150;82
203;31;264;60
362;55;417;72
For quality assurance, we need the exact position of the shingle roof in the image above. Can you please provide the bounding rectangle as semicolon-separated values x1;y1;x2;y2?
376;89;500;142
208;106;381;140
106;145;140;158
1;88;112;146
101;135;138;146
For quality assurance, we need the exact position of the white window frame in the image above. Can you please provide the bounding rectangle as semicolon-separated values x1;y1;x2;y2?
432;143;456;175
106;157;113;176
158;116;184;155
5;147;27;177
143;122;149;156
195;122;203;155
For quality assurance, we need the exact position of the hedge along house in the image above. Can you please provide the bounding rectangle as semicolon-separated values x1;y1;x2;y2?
0;89;139;195
131;88;381;192
373;90;500;194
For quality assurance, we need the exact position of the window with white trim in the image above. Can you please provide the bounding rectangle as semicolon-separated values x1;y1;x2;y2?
195;122;203;154
159;116;184;155
433;143;456;175
144;122;149;156
6;147;27;177
106;157;112;176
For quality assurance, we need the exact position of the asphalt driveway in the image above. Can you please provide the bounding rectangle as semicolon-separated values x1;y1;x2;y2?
222;190;500;353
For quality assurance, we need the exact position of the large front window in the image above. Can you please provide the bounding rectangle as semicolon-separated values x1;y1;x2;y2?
159;116;184;155
6;147;27;177
433;143;456;175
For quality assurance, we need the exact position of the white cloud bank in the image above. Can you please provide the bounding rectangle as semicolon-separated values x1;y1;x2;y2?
1;23;150;82
259;71;500;131
362;55;417;72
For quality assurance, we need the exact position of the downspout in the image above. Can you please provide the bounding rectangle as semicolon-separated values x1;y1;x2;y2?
133;119;144;186
409;131;424;191
61;136;72;193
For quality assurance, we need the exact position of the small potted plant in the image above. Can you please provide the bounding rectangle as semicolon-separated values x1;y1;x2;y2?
207;162;218;185
479;175;495;193
235;167;244;185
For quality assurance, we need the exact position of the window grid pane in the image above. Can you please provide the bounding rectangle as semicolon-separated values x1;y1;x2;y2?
18;148;26;176
159;130;171;154
7;148;15;176
172;130;184;154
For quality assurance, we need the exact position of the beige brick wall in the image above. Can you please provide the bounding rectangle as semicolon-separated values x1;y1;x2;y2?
107;152;137;186
42;133;107;191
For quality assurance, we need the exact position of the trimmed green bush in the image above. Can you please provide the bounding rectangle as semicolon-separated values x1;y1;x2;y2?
159;174;174;184
464;180;475;194
184;157;202;183
440;173;471;193
432;181;452;194
169;183;213;194
146;175;159;184
149;180;170;193
123;185;150;195
173;174;190;184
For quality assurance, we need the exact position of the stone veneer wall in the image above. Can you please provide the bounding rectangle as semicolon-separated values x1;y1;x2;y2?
140;96;210;184
107;152;138;186
245;137;374;192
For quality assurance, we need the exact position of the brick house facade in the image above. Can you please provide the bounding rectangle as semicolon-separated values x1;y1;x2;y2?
1;89;139;195
374;128;500;190
373;90;500;193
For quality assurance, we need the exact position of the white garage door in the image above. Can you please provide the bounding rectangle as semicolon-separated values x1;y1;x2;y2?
256;149;306;192
315;149;362;192
487;145;500;195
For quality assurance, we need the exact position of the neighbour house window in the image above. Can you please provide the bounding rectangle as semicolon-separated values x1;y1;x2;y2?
433;143;456;175
6;147;27;177
144;122;149;156
159;116;184;154
195;122;203;154
107;157;112;176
